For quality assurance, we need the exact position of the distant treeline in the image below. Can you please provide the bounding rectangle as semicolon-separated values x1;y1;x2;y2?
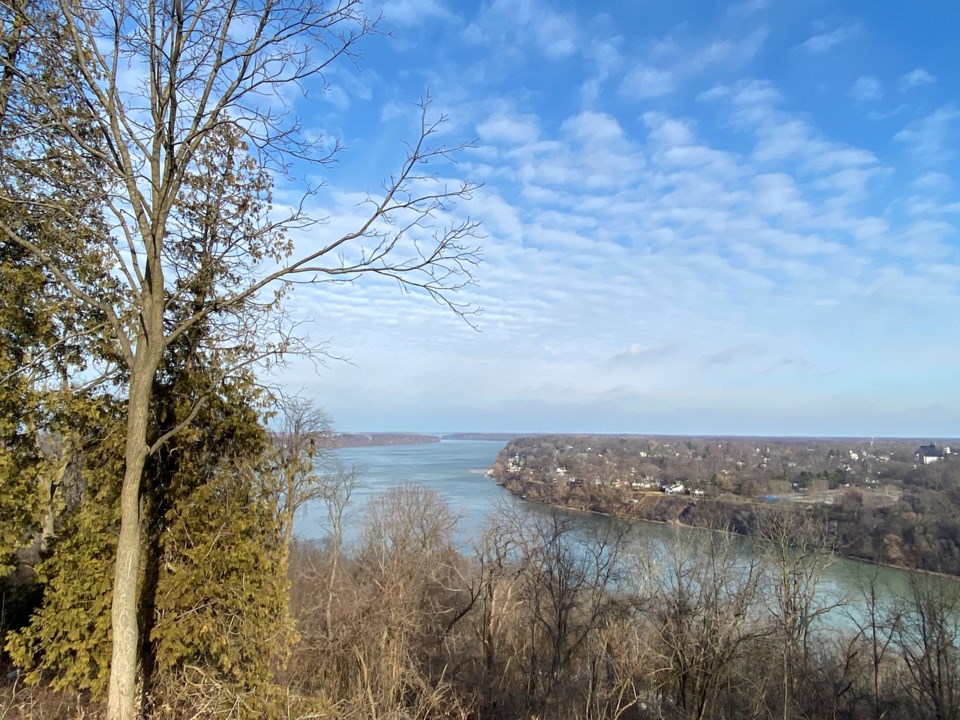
442;432;527;441
323;432;441;448
322;431;525;447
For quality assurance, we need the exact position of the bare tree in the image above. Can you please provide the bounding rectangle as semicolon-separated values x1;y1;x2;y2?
271;395;336;549
271;394;360;655
505;508;629;717
352;485;463;715
756;508;838;720
895;575;960;720
463;506;527;715
846;569;902;720
0;1;481;717
643;528;765;720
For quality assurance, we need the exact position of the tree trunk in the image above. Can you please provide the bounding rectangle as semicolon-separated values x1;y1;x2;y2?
107;356;159;720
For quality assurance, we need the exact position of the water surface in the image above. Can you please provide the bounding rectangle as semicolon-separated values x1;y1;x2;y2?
295;438;952;627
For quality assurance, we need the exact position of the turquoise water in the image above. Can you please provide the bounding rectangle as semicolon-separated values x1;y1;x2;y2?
295;438;952;626
296;439;513;546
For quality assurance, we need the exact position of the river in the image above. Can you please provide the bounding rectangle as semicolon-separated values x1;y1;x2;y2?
295;438;945;626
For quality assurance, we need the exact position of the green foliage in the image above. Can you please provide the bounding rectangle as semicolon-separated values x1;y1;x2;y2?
1;9;308;714
150;469;291;716
0;443;41;578
0;0;117;581
6;366;295;714
0;174;52;578
145;369;293;716
6;413;123;694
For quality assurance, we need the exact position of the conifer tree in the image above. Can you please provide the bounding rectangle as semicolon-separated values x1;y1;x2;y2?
6;401;124;693
0;0;115;607
146;369;293;718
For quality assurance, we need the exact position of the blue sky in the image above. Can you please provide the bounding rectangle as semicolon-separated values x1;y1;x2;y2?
270;0;960;437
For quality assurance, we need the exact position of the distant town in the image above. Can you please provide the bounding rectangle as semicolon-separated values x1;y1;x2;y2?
485;435;960;575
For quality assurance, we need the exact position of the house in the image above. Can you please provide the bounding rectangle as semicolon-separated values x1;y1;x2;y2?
917;444;943;464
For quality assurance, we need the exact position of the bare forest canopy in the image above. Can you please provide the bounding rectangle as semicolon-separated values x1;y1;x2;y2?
489;434;960;576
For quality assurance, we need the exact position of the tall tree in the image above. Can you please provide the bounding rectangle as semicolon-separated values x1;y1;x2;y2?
508;510;628;717
0;2;480;718
271;396;336;552
896;575;960;720
757;508;837;720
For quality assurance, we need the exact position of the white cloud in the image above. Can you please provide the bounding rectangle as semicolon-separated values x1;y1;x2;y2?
850;76;883;102
535;12;578;59
899;68;937;92
619;63;675;100
714;80;883;189
911;172;953;193
643;113;695;147
621;27;767;102
562;111;625;145
752;173;810;218
580;37;623;107
680;27;769;75
477;112;541;145
895;106;960;163
726;0;769;20
720;78;783;125
658;27;769;73
800;23;861;53
461;0;579;61
611;342;678;363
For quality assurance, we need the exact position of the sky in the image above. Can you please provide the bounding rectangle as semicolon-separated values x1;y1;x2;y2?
267;0;960;438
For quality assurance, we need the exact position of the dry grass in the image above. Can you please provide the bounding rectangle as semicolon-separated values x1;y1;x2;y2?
0;680;101;720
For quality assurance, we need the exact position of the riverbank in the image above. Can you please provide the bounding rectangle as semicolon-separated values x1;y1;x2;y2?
491;435;960;577
495;475;960;578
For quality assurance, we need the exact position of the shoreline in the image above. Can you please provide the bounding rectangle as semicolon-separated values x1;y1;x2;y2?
495;478;960;581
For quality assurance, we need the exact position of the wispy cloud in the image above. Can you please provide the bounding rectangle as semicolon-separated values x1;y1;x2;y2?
619;63;675;100
477;111;541;145
895;106;960;164
462;0;579;60
899;67;937;92
619;27;768;103
726;0;769;21
850;76;883;102
701;345;759;365
580;37;623;107
612;343;679;364
653;27;768;73
800;22;862;53
375;0;454;27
